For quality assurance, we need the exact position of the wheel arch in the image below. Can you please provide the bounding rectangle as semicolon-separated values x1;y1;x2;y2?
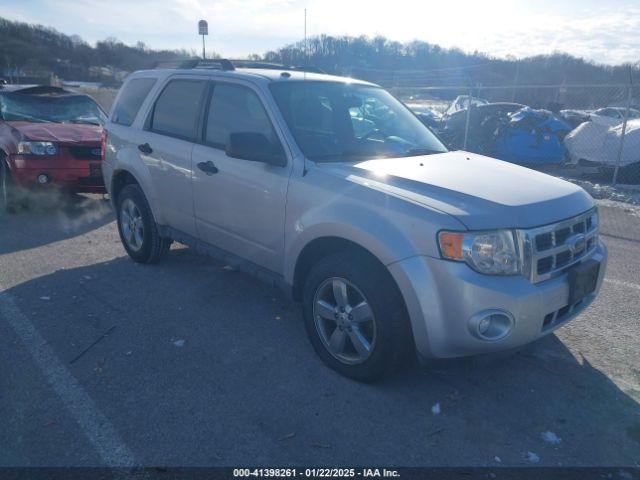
294;235;417;376
291;236;403;305
111;169;141;203
110;168;164;225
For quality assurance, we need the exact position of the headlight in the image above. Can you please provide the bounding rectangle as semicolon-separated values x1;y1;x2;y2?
438;229;521;275
590;209;599;230
17;141;58;156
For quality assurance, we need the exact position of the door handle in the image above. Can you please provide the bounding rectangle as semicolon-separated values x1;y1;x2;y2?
138;143;153;154
197;161;219;175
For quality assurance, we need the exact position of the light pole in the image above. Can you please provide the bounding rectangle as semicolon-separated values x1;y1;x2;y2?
198;20;208;60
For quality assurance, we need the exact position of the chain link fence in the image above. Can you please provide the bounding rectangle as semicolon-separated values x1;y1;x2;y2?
349;72;640;241
390;83;640;187
341;65;638;187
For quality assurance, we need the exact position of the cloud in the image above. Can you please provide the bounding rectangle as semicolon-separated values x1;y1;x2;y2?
479;5;640;65
2;0;639;64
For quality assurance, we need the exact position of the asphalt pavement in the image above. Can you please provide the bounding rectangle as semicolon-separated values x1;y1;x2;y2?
1;194;639;468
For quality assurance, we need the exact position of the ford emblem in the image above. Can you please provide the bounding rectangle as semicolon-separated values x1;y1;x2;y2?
566;233;586;254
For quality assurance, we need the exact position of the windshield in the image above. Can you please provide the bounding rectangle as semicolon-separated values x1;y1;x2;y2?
270;81;447;162
0;93;106;125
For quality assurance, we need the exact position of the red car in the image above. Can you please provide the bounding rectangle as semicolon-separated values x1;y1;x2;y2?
0;85;107;212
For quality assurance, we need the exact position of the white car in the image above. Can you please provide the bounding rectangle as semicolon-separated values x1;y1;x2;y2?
589;107;640;127
565;118;640;170
445;95;489;116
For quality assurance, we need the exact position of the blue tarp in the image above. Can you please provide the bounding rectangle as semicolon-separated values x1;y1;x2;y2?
493;107;571;166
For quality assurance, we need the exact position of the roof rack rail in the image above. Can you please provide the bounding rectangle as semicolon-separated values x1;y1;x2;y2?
295;65;325;74
155;59;235;71
196;59;235;71
230;60;325;74
230;60;287;70
155;58;324;74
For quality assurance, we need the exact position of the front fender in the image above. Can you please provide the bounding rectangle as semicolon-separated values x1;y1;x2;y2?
283;202;463;286
284;217;415;285
283;167;466;284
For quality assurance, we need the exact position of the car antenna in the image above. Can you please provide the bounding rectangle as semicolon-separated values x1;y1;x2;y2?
304;8;308;82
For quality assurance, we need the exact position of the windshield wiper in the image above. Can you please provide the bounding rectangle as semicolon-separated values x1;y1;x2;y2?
400;148;446;157
310;151;373;162
68;119;101;126
310;148;446;162
10;112;57;123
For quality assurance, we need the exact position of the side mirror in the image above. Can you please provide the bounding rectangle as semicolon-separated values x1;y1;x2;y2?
226;132;286;167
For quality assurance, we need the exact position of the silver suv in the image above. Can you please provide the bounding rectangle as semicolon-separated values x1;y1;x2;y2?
103;60;607;381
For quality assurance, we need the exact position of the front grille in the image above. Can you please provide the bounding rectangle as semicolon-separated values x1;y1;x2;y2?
77;163;104;187
89;163;102;178
537;257;553;274
542;298;587;331
519;209;599;283
67;145;102;160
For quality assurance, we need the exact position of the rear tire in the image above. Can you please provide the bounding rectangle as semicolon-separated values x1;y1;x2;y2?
116;184;171;264
0;158;17;214
302;251;412;382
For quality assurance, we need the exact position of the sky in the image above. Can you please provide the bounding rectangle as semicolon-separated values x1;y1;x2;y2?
2;0;639;65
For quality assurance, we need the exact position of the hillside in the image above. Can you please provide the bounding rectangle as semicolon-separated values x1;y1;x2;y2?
262;35;639;88
1;16;637;89
0;17;198;84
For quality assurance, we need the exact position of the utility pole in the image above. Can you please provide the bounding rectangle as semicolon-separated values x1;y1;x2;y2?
613;67;634;186
511;60;520;103
304;9;308;67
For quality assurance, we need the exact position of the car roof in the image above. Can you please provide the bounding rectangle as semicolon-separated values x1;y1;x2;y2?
132;67;377;87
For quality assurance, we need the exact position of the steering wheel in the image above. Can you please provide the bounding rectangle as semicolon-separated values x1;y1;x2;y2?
362;128;389;141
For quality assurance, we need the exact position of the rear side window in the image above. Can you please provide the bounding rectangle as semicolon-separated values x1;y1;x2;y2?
111;78;157;126
150;79;207;140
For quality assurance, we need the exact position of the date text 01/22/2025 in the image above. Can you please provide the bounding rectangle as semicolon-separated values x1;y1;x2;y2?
233;468;401;478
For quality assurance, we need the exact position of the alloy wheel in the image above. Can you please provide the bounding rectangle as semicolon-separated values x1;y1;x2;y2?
120;198;145;252
312;277;377;365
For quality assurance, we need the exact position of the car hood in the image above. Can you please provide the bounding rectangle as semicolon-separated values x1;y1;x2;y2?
316;151;594;230
8;121;102;144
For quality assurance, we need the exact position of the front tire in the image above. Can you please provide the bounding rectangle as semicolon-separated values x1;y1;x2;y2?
116;184;171;264
302;251;412;382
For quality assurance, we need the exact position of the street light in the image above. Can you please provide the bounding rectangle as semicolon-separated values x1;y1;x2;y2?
198;20;208;60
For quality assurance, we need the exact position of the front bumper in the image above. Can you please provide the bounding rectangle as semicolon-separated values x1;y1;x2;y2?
10;154;105;193
388;241;607;360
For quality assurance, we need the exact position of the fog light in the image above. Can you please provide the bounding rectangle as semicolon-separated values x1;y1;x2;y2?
469;309;514;341
37;173;50;184
478;316;491;335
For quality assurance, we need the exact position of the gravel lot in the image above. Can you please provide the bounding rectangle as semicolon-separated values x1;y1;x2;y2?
1;194;639;468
